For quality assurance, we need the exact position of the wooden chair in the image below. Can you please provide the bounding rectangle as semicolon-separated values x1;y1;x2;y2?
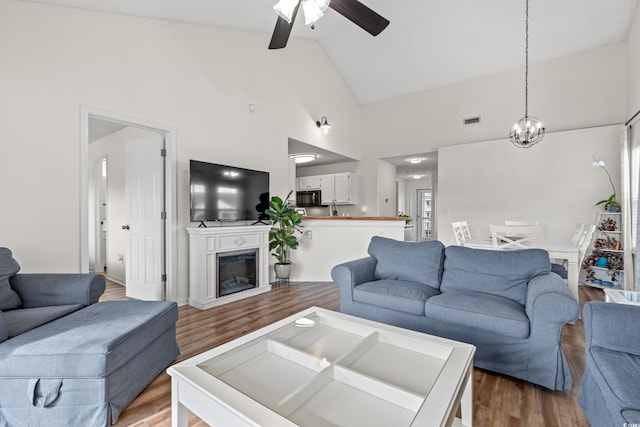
490;225;542;249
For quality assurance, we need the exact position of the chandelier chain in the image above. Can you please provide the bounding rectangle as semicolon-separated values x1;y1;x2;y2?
524;0;529;118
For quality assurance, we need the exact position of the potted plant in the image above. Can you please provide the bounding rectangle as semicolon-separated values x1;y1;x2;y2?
398;212;412;225
592;154;621;212
265;190;303;279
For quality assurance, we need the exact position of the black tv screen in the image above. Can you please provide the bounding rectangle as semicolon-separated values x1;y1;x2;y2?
190;160;270;222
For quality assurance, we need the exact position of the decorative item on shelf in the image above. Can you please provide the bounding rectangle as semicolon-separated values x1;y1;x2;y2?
593;236;621;251
592;153;621;212
265;190;303;280
582;252;624;283
597;217;618;232
596;257;608;268
508;0;545;148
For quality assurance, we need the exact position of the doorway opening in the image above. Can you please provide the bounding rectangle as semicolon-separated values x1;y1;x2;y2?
79;106;177;302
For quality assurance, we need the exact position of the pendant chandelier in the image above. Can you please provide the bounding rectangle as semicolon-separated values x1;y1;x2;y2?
509;0;545;148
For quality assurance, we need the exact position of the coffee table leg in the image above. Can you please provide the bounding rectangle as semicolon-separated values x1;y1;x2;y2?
462;366;473;426
172;377;189;427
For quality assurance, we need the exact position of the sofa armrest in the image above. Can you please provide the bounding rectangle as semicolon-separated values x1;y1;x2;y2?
583;301;640;356
331;256;377;297
525;272;579;325
0;311;7;343
9;274;106;308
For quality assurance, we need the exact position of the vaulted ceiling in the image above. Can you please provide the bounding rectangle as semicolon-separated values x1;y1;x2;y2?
23;0;639;105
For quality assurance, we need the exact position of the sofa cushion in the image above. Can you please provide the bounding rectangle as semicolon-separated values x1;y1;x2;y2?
590;346;640;410
0;300;178;378
0;248;22;310
367;236;445;290
3;305;83;337
441;246;550;305
425;291;530;339
353;279;440;315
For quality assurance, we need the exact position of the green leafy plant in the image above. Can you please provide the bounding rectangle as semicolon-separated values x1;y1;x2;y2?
265;190;303;264
582;251;624;282
398;212;412;224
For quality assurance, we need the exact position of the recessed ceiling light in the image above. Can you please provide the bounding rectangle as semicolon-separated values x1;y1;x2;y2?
408;157;425;164
289;154;318;164
412;174;423;179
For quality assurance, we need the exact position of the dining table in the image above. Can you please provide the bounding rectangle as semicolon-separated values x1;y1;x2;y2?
464;237;581;302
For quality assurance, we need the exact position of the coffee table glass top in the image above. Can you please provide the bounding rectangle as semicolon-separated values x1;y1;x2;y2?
190;308;472;427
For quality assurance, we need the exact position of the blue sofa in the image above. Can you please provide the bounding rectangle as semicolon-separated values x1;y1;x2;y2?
579;301;640;426
0;248;180;426
331;236;579;390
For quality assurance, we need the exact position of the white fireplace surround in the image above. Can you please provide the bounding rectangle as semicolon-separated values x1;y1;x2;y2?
187;225;271;310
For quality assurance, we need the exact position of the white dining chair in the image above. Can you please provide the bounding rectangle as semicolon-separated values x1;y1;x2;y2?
569;223;586;245
451;221;465;245
490;225;542;249
552;224;595;279
451;221;472;245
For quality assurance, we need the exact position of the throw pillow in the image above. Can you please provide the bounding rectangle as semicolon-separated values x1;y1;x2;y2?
0;248;22;310
367;236;445;289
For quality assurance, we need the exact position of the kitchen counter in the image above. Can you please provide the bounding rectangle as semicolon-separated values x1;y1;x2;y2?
302;216;406;221
288;217;406;281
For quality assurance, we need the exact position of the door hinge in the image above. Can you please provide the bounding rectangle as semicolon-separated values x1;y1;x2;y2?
161;274;167;282
160;148;167;157
161;211;166;220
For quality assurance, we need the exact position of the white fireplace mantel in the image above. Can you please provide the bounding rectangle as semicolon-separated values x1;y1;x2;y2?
187;225;271;310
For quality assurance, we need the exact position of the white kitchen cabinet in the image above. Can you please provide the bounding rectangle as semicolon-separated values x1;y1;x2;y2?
296;175;322;191
321;172;356;205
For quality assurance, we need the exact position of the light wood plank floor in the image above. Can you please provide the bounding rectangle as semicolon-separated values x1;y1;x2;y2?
101;281;603;427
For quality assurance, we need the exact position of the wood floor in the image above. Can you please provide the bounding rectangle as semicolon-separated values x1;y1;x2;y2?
102;281;604;427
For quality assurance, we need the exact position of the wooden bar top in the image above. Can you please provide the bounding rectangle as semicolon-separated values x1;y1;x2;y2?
302;216;406;221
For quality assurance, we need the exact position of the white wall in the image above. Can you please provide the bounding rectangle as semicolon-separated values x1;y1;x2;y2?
0;1;361;302
376;160;397;216
360;44;626;157
437;125;621;246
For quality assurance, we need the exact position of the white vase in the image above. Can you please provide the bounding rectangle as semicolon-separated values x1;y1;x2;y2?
274;262;292;279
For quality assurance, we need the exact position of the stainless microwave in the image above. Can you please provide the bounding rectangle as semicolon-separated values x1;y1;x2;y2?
296;190;321;207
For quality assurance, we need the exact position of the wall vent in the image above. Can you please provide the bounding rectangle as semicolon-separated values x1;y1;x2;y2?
463;116;481;126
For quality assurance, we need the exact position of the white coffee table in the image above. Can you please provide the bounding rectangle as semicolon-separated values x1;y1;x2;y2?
603;289;640;305
167;307;475;427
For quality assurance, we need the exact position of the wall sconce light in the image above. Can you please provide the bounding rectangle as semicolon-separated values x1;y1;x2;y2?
316;116;331;133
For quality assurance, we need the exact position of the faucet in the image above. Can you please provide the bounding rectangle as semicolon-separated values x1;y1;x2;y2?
329;200;339;216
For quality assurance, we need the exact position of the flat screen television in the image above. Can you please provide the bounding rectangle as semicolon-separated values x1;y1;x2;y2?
190;160;270;223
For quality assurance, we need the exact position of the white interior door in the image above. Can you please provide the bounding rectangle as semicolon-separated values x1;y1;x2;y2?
125;134;164;300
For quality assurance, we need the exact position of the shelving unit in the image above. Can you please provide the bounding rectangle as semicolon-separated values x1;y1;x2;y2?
582;211;624;290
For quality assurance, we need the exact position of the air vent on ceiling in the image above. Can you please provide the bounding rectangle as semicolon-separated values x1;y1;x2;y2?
463;116;481;126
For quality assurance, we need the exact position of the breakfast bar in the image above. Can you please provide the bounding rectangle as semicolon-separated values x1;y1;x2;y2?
288;216;406;282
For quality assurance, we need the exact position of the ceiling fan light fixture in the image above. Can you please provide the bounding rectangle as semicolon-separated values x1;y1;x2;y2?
302;0;329;25
273;0;299;24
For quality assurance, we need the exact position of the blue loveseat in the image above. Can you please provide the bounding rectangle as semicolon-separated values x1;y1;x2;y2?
0;248;180;425
331;236;579;390
579;301;640;426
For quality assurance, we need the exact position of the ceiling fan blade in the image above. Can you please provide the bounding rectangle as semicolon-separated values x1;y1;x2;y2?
268;3;300;49
329;0;389;36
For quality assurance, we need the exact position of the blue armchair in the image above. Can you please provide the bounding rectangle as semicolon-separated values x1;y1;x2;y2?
579;301;640;427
